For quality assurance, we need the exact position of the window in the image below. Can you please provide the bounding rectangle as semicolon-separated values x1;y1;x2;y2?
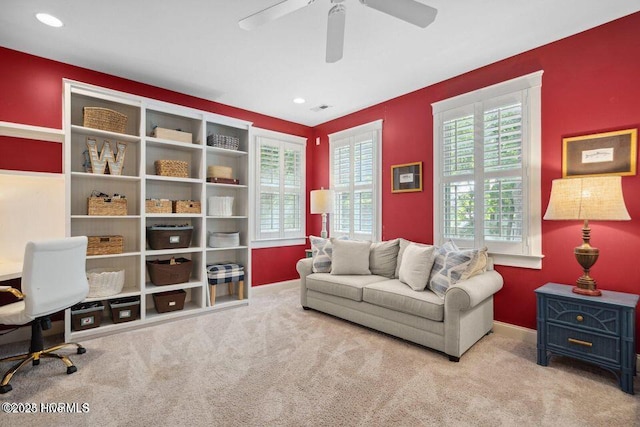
252;128;306;247
329;120;382;241
432;71;543;268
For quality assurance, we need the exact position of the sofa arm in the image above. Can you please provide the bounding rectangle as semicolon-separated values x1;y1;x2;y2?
444;270;504;312
296;257;313;278
297;258;313;308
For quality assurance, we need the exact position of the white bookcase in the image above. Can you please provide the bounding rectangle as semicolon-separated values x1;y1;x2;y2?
63;81;252;341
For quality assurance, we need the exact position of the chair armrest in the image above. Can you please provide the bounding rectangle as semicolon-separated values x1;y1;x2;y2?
296;258;313;279
0;285;25;299
444;270;503;311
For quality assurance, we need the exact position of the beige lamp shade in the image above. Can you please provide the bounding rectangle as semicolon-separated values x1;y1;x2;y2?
543;176;630;221
310;189;334;214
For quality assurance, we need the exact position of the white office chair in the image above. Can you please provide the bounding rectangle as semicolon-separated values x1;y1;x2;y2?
0;236;89;394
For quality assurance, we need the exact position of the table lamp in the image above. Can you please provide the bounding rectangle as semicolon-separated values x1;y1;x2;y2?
543;176;630;296
310;188;334;238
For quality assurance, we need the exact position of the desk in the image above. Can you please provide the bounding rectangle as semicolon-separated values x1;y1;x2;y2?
0;261;22;281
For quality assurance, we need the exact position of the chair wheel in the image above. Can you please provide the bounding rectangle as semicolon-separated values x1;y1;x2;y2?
77;347;86;355
67;366;77;375
33;359;40;366
0;384;12;394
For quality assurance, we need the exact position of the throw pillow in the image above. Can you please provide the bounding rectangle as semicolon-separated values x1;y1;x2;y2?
428;241;488;298
310;235;335;273
369;239;400;278
330;239;372;275
394;238;432;278
398;243;436;291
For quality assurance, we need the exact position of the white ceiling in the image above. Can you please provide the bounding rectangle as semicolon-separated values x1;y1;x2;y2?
1;1;639;127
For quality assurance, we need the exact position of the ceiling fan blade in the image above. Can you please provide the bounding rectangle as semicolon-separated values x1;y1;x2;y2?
359;0;437;28
239;0;316;31
326;4;346;63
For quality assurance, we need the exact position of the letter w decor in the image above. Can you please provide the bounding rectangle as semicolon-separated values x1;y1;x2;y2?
86;138;127;175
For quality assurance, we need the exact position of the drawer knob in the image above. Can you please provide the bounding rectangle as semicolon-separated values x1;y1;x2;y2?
568;338;592;347
576;315;584;322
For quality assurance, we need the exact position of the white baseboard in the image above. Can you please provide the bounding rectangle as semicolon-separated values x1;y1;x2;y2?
492;320;640;374
0;321;64;347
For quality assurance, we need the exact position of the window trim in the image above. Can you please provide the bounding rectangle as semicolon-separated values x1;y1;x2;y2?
251;127;307;248
432;71;544;269
329;119;383;241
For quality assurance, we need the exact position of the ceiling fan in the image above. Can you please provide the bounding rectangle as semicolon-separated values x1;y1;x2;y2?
239;0;438;63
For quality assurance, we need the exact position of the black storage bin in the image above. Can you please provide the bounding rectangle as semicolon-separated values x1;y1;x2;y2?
108;297;140;324
146;225;193;250
71;302;104;331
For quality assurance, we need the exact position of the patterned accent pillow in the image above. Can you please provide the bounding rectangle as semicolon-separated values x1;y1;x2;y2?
310;235;333;273
428;241;488;299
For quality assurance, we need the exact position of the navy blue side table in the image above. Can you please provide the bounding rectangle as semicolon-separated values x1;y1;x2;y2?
535;283;639;394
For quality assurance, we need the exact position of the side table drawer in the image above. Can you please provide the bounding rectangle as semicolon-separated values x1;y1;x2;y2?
547;323;620;365
546;298;619;335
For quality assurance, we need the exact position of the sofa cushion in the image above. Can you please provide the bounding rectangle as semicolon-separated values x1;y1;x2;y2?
306;273;388;302
394;238;433;278
363;279;444;322
428;241;488;299
331;239;372;275
369;238;399;279
398;243;435;291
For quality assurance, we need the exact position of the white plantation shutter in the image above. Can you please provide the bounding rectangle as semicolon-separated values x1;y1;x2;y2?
329;120;382;241
253;129;306;245
433;71;543;268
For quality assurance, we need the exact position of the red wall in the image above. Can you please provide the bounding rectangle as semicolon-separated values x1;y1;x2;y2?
0;46;314;286
2;12;640;346
313;12;640;349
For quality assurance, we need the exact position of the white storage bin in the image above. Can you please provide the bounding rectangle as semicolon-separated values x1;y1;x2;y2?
208;196;234;216
209;232;240;248
86;268;125;298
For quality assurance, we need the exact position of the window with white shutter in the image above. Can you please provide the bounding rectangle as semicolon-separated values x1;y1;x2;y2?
329;120;382;241
252;128;306;247
433;71;543;269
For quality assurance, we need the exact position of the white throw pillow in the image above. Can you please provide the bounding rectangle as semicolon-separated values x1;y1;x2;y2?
398;243;436;291
394;238;431;278
330;239;372;275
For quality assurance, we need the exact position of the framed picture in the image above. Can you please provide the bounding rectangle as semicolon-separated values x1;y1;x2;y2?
562;128;637;177
391;162;422;193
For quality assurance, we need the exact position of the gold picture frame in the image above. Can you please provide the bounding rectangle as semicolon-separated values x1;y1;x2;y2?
562;128;637;178
391;162;422;193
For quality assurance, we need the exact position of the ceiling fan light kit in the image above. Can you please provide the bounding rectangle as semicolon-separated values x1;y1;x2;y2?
239;0;438;63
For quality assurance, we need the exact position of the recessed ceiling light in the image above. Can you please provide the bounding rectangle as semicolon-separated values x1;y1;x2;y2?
293;97;306;104
36;13;64;28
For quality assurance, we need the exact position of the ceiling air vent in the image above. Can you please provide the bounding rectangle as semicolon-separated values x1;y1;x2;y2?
311;104;332;112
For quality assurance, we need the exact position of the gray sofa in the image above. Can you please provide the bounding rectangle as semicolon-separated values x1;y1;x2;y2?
297;239;504;361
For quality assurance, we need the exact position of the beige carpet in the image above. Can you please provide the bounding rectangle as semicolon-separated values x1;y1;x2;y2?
0;281;638;426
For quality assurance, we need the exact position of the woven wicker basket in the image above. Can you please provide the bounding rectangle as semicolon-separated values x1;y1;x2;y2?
155;160;189;178
83;107;127;134
88;197;127;216
207;134;240;150
146;199;172;214
87;235;124;255
173;200;201;214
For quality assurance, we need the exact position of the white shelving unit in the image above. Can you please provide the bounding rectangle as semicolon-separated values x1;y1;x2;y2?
63;81;252;341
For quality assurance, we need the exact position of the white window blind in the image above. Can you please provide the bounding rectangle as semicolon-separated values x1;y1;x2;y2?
253;128;306;246
329;120;382;241
433;71;543;269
